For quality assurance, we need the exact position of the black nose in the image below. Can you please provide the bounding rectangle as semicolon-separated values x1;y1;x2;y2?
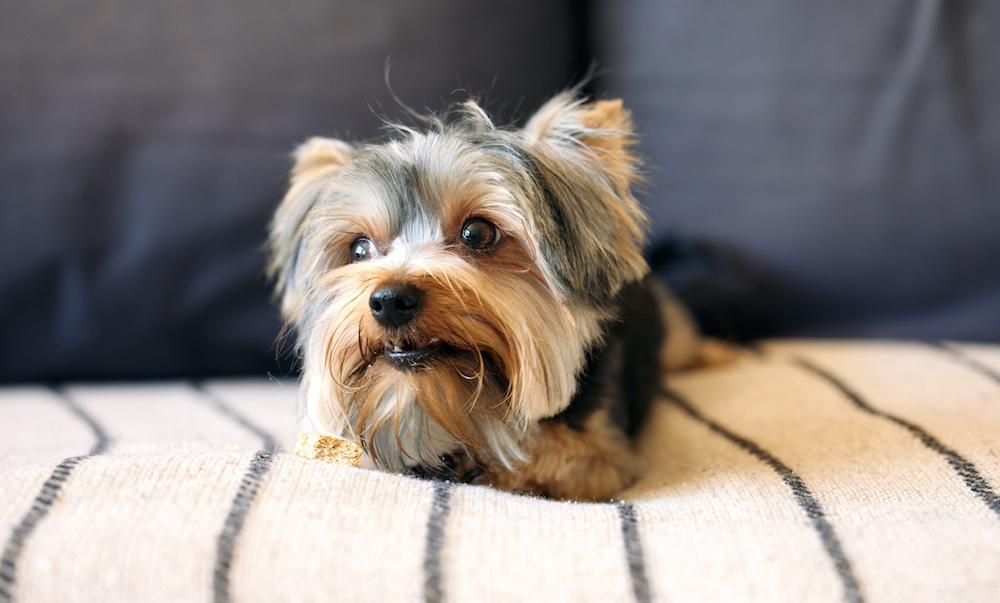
369;283;424;329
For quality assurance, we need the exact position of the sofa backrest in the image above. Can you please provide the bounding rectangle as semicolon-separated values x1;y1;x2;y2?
2;2;997;382
595;0;1000;341
0;1;583;381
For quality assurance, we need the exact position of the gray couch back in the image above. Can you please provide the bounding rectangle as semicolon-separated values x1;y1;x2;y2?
0;1;582;381
1;1;996;382
598;0;1000;341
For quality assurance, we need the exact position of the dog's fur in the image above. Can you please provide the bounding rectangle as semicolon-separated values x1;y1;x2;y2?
269;92;716;500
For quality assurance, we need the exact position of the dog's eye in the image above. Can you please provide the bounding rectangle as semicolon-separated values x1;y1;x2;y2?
460;218;499;250
350;237;376;262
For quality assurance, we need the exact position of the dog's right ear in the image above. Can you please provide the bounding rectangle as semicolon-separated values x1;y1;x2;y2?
268;137;354;319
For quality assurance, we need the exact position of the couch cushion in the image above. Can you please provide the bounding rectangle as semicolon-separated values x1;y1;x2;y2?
595;1;1000;341
2;341;998;601
0;1;582;382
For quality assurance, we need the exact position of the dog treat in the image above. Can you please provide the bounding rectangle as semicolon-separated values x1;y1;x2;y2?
294;432;363;467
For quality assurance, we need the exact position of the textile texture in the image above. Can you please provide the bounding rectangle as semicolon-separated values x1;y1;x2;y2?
1;340;998;602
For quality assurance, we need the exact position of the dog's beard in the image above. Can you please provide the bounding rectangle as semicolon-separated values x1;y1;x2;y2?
336;361;521;471
298;252;604;472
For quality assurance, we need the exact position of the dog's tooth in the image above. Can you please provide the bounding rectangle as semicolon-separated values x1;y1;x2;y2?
430;338;440;344
392;345;402;352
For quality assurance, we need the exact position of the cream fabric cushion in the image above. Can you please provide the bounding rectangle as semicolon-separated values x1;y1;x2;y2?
1;340;998;602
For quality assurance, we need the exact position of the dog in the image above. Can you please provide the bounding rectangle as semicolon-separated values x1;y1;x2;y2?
268;91;724;500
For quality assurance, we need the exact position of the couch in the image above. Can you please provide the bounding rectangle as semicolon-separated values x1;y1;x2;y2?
2;2;998;601
2;341;998;602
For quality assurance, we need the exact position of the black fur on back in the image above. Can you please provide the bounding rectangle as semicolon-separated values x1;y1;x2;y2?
549;276;666;438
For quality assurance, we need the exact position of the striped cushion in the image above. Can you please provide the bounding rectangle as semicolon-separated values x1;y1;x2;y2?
1;340;998;602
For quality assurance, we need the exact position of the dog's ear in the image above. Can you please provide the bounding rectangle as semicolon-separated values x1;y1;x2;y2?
520;93;648;302
268;137;354;319
523;94;639;194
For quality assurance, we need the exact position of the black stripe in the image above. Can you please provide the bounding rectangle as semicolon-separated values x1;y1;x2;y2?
0;388;110;603
931;341;1000;387
57;389;110;456
213;451;275;603
192;382;281;453
662;388;864;603
200;381;282;603
792;356;1000;518
423;481;454;603
616;502;652;603
0;456;87;603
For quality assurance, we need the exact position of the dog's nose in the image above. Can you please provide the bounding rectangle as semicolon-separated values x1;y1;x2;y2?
369;283;424;329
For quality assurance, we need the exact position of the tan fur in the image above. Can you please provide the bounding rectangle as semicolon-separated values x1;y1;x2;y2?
688;339;744;370
519;94;650;306
298;207;605;470
268;137;355;317
270;91;696;499
478;409;640;501
579;99;641;196
292;137;354;178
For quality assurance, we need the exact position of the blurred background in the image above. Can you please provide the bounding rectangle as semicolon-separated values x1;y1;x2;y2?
1;1;997;383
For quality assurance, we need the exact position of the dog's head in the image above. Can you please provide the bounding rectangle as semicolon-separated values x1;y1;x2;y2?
269;93;648;471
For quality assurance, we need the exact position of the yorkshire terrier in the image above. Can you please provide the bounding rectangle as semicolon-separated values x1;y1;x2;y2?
269;91;723;501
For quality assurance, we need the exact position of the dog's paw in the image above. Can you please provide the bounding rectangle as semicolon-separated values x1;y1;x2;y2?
408;450;487;484
693;338;743;369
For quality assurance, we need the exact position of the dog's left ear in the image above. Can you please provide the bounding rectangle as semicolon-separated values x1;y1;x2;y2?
268;137;354;319
523;95;639;195
520;94;648;302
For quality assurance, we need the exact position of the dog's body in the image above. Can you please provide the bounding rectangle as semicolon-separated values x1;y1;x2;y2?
269;92;716;500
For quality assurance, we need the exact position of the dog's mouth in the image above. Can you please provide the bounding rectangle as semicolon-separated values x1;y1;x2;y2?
380;337;461;371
